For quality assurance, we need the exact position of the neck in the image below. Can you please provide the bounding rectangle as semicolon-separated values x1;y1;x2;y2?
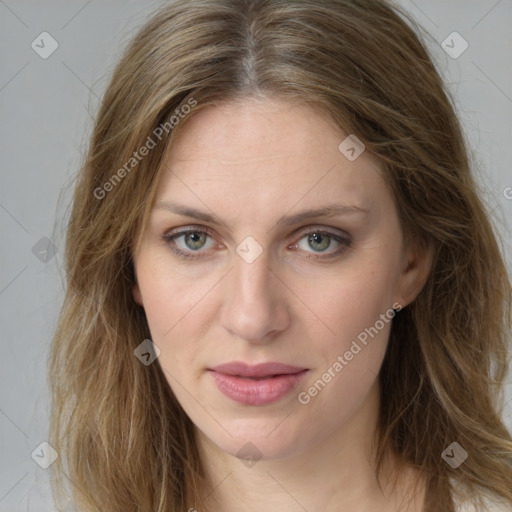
190;381;425;512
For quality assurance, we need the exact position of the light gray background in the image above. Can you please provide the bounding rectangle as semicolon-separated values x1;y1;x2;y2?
1;1;511;510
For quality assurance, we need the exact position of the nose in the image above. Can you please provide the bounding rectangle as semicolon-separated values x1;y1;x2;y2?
219;252;290;343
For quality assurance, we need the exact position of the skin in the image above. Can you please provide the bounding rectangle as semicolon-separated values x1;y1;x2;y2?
132;97;432;511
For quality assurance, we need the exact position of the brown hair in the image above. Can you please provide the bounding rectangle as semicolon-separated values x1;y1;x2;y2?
49;1;512;511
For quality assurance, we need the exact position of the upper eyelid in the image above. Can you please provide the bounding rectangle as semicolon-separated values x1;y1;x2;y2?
164;224;350;238
164;225;218;239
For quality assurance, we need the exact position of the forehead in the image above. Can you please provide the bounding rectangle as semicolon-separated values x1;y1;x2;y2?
154;98;387;218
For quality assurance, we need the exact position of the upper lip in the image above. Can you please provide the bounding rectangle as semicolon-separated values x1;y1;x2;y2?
209;361;307;378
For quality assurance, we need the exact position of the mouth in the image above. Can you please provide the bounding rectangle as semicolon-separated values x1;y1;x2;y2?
208;361;309;406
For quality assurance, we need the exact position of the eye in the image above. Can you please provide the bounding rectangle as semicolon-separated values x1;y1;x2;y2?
163;227;219;257
178;231;210;251
291;229;351;258
302;232;332;252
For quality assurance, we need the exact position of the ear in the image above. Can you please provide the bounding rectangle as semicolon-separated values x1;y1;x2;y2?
132;261;144;306
394;242;434;308
131;252;144;306
132;282;144;306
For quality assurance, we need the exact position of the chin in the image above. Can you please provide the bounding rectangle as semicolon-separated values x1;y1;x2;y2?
197;415;313;462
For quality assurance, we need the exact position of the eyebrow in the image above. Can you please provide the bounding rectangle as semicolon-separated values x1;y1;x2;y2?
153;201;226;225
275;204;369;226
153;201;369;227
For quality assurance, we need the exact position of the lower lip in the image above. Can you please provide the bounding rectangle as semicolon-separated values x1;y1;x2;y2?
209;370;308;406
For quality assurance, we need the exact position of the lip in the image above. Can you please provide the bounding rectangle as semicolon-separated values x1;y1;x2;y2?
208;361;308;406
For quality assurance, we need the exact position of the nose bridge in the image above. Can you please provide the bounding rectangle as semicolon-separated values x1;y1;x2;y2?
230;253;276;317
236;250;270;293
220;251;289;342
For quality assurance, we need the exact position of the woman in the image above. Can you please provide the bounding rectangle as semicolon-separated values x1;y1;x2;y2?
49;0;512;510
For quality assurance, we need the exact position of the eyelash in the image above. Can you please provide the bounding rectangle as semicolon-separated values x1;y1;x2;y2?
162;226;352;260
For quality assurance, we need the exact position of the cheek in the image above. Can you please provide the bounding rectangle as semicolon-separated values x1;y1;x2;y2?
135;254;219;340
296;249;400;348
138;280;208;390
292;247;399;404
295;272;394;427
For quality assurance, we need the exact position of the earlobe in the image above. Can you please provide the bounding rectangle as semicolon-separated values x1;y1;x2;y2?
394;244;434;308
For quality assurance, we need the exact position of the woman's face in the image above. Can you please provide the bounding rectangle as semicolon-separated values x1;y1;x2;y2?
132;98;427;461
